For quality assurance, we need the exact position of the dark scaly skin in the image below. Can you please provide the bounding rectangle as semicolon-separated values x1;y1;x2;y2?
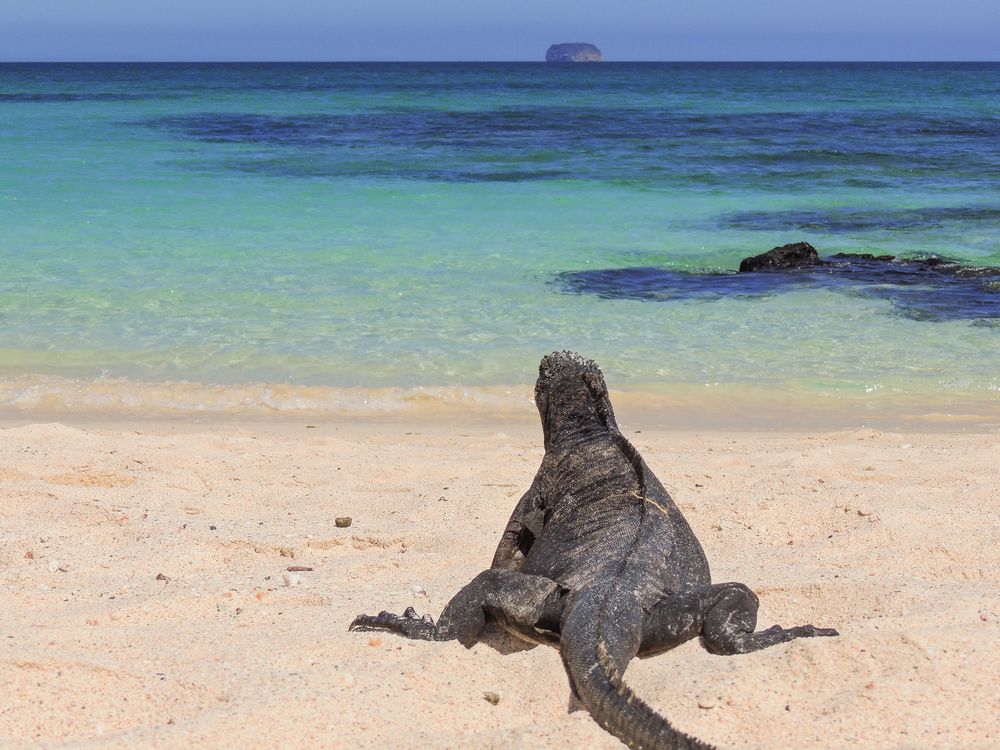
350;352;838;749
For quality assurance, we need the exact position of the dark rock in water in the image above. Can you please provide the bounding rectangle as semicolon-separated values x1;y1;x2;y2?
546;43;603;63
739;242;821;272
557;247;1000;323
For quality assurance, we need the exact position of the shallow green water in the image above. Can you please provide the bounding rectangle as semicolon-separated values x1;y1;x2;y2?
0;63;997;412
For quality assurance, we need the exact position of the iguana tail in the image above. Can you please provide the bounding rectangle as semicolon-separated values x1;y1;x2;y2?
561;594;715;750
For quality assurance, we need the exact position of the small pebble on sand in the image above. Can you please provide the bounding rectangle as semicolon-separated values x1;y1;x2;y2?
483;691;501;705
335;517;352;528
282;571;303;587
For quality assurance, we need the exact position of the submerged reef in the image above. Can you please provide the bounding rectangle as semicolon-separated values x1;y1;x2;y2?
557;243;1000;323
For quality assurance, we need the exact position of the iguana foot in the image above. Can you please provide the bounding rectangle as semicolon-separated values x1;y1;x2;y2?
349;607;437;639
760;623;838;638
771;624;839;638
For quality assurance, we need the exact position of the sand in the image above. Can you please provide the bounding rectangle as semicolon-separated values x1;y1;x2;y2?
1;416;998;749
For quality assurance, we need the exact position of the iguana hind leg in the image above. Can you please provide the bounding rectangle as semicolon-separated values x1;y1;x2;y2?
699;581;838;655
639;582;838;657
350;569;563;647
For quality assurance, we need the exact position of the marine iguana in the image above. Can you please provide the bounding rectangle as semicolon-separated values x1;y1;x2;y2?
350;351;838;750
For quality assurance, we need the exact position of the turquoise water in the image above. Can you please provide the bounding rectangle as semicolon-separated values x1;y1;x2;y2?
0;63;998;414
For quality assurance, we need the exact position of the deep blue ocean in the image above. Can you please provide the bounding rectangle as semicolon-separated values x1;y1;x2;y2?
0;63;997;418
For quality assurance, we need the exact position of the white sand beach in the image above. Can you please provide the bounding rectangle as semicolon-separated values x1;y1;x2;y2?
1;415;998;748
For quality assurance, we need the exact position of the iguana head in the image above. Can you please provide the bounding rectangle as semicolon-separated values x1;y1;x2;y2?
535;351;620;447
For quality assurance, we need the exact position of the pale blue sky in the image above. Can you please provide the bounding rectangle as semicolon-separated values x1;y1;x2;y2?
2;0;998;61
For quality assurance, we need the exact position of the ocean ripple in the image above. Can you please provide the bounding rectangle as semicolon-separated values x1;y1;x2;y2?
722;206;1000;232
144;108;1000;186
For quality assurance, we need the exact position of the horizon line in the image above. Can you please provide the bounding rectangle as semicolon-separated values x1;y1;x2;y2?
2;58;999;64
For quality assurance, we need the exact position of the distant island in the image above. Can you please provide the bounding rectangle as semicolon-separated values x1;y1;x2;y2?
545;43;603;63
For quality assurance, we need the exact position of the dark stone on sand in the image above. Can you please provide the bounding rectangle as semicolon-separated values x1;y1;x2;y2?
738;242;821;272
545;43;603;63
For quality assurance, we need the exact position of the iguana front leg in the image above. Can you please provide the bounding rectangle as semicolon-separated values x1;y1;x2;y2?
349;569;563;647
348;606;438;638
490;478;545;571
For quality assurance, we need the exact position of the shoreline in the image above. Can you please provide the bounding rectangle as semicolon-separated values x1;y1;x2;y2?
1;373;998;432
